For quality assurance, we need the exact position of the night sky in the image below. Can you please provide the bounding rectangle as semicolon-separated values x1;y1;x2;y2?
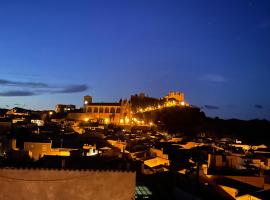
0;0;270;120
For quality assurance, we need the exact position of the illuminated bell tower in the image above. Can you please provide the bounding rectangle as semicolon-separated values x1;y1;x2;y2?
83;96;92;112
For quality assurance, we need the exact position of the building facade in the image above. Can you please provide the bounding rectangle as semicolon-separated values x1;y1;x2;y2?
164;91;184;102
24;141;72;160
6;107;30;116
67;96;132;125
55;104;76;113
163;91;188;107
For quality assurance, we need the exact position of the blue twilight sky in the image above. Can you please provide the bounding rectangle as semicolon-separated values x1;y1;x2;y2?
0;0;270;120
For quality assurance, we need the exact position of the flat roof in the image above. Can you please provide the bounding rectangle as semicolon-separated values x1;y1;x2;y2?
88;103;121;106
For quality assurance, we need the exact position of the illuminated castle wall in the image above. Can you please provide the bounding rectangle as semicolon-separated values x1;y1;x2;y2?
164;91;184;103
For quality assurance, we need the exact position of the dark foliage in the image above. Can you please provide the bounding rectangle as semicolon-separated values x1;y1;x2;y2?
130;94;165;111
135;106;270;145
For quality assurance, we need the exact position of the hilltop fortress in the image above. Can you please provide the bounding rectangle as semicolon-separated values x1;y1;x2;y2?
65;91;187;125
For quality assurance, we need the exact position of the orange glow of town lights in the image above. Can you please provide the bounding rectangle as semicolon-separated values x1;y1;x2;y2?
125;118;130;123
181;101;185;106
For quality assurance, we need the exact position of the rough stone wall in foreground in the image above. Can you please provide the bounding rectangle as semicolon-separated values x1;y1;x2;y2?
0;168;135;200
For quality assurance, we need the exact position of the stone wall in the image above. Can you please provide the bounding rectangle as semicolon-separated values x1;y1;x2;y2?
0;168;135;200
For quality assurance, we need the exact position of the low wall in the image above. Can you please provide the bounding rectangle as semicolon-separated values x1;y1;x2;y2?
0;168;135;200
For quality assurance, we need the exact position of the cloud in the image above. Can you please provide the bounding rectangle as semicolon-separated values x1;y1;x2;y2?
51;85;88;94
0;91;35;96
0;79;89;96
200;74;227;83
0;80;9;84
204;105;219;110
0;79;48;88
254;104;263;109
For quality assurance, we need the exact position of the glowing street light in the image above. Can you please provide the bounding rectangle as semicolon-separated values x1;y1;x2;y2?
84;118;89;122
84;101;88;105
181;101;185;106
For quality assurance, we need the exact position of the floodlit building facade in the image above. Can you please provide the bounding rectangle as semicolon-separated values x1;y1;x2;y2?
208;154;244;170
24;141;72;160
68;96;132;125
164;91;185;103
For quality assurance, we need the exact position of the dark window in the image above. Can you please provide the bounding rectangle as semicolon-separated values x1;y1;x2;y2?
105;107;109;113
99;107;104;113
116;108;121;113
87;107;92;113
94;107;98;113
110;107;115;113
